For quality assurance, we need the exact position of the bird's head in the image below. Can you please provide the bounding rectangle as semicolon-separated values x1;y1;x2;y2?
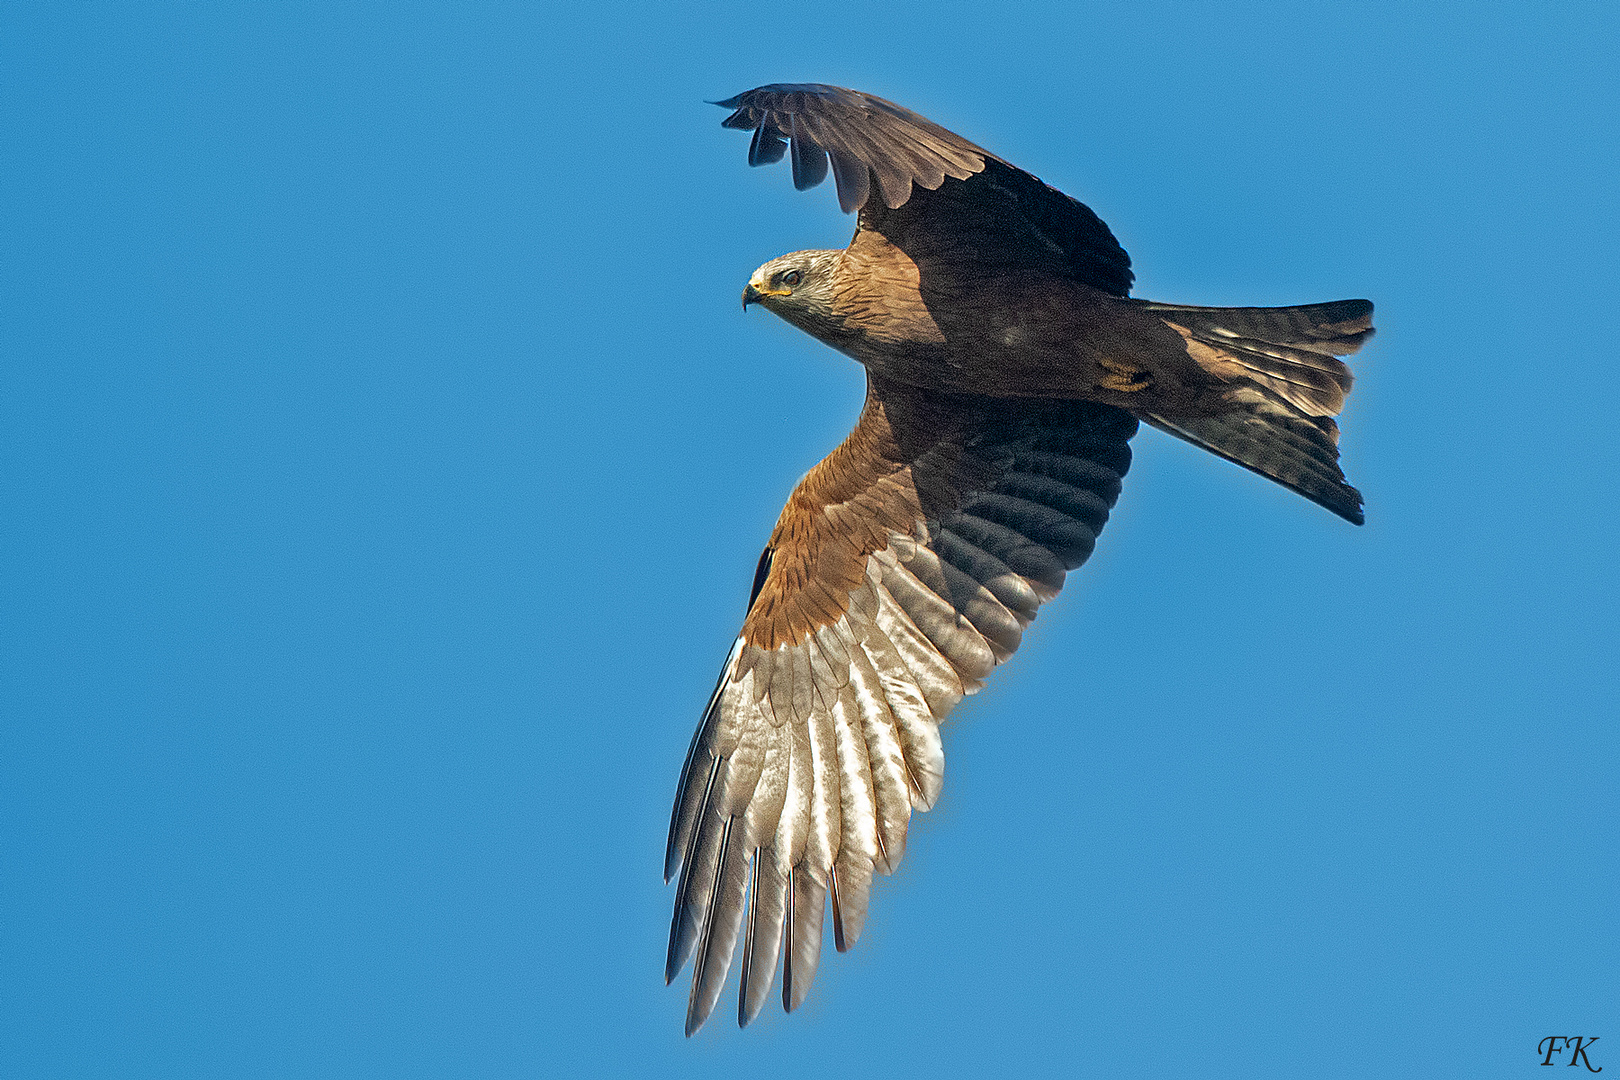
742;250;842;327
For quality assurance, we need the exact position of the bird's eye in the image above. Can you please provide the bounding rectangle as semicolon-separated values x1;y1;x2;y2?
781;269;802;287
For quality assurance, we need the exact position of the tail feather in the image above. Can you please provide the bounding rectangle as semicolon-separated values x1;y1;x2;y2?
1144;392;1364;524
1136;299;1372;417
1135;299;1374;525
1137;299;1374;353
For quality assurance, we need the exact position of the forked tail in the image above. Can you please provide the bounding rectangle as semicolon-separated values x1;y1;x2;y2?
1134;299;1374;524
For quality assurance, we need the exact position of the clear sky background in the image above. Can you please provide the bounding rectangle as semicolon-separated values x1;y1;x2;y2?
5;3;1616;1077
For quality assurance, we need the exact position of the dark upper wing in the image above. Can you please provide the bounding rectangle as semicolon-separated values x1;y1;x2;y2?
665;375;1137;1034
713;83;1134;297
712;84;996;213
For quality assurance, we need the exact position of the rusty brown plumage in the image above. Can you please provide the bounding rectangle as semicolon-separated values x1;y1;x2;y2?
740;380;1000;650
667;83;1377;1035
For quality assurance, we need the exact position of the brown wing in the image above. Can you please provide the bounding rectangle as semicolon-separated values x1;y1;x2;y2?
712;84;997;212
713;83;1134;296
665;375;1137;1034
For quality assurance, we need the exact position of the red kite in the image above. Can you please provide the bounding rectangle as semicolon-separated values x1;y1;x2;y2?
665;84;1373;1034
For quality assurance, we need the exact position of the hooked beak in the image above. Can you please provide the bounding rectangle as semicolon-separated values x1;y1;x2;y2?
741;282;789;310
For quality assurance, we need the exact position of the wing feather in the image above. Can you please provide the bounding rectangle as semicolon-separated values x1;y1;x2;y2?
803;683;841;883
666;377;1137;1031
683;816;750;1036
767;649;797;728
868;556;975;714
788;114;830;191
874;546;997;683
962;491;1099;568
716;84;991;212
717;701;767;816
742;722;789;847
738;846;788;1027
712;83;1133;295
846;644;912;873
774;708;813;869
932;526;1042;622
830;854;874;951
942;511;1070;599
830;679;878;876
854;613;946;810
666;770;727;982
782;865;826;1012
665;638;743;881
789;643;815;728
813;622;851;674
898;528;1026;659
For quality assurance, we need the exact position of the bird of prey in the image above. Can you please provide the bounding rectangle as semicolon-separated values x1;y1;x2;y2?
665;83;1373;1035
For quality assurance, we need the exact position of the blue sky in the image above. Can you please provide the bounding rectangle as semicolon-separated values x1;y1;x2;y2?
5;2;1616;1077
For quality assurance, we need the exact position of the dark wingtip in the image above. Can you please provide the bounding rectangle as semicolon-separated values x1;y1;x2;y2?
664;906;688;985
829;872;847;953
662;833;681;885
1324;484;1366;526
1319;491;1364;525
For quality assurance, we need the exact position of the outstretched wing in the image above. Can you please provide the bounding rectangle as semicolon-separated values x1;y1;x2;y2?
665;376;1137;1034
713;83;1134;297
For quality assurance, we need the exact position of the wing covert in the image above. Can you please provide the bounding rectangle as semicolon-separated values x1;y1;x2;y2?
665;376;1137;1033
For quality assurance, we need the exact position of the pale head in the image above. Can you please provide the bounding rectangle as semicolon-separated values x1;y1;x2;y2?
741;250;842;331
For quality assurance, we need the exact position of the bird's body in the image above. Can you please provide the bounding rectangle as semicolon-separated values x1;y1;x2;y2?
667;83;1374;1035
775;243;1218;408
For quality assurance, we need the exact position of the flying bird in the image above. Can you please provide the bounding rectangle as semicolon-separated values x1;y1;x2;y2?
665;83;1373;1035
